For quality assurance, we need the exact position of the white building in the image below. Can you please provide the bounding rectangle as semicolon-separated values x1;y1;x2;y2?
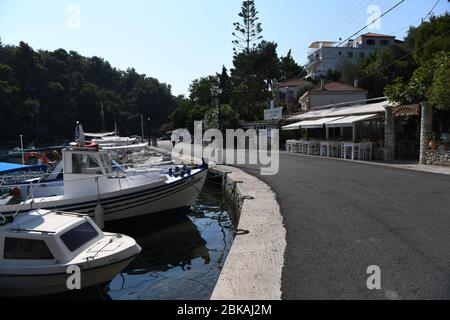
306;33;401;79
299;81;368;111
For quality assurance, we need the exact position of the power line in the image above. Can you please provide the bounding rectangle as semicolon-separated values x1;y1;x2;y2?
241;0;378;84
424;0;441;20
227;0;406;90
272;0;448;86
358;28;450;82
335;0;407;47
223;0;385;92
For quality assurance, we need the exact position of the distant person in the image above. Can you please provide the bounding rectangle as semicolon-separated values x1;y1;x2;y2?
170;132;177;148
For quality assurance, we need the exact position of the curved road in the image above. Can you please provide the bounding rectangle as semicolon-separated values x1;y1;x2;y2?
238;153;450;300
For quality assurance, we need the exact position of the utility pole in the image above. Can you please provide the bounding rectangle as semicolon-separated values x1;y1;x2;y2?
20;135;24;165
100;102;106;133
285;86;289;114
140;115;144;143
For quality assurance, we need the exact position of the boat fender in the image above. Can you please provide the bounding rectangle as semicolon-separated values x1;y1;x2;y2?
94;203;105;230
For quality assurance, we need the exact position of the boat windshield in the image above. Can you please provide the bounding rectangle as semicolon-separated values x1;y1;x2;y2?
72;154;103;175
60;221;99;252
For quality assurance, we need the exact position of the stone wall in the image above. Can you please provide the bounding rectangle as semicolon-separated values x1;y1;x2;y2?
424;150;450;167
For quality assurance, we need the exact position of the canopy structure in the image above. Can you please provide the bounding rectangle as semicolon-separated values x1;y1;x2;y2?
84;132;116;138
282;121;303;131
0;162;47;175
298;117;346;129
325;114;381;128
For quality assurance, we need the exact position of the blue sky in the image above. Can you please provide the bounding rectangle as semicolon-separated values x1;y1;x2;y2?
0;0;448;95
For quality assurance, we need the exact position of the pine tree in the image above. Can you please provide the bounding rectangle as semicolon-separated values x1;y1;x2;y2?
232;0;263;55
217;66;232;105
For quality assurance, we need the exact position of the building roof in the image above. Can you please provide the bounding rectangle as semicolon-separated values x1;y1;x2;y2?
273;79;311;89
311;81;367;93
288;100;390;122
309;41;338;49
359;33;396;38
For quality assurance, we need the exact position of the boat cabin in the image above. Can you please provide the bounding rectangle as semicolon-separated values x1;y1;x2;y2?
0;210;103;266
63;147;113;177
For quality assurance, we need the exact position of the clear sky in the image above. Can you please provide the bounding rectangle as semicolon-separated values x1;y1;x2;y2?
0;0;448;95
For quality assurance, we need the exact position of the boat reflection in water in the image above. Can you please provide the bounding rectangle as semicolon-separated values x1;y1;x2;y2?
44;182;234;300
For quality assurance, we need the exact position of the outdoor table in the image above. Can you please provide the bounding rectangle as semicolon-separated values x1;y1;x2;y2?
342;142;356;160
320;141;331;157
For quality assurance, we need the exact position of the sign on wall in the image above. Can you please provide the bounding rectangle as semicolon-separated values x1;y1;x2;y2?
264;101;283;121
392;104;420;117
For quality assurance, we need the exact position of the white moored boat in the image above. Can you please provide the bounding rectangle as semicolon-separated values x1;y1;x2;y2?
0;143;208;223
0;209;141;297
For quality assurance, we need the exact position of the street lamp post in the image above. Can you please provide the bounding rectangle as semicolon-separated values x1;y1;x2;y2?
217;88;223;134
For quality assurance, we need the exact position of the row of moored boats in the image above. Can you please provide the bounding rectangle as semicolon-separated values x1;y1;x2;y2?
0;124;208;297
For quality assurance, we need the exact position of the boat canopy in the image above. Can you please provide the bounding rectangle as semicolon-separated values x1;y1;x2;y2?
0;162;47;174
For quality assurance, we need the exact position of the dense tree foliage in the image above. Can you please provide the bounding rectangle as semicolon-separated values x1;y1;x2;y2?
0;42;176;143
279;50;305;82
413;13;450;65
335;13;449;100
385;51;449;110
384;14;450;111
188;75;219;107
169;96;207;132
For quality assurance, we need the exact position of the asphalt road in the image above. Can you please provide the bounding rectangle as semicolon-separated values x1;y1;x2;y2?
237;153;450;300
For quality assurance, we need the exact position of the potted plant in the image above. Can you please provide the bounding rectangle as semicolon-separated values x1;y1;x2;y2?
428;132;440;151
440;140;449;151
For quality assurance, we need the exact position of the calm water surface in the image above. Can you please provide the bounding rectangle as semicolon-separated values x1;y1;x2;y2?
40;181;234;300
0;148;234;300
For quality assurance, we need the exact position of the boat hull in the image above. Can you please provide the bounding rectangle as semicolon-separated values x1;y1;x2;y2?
0;257;135;297
1;168;208;222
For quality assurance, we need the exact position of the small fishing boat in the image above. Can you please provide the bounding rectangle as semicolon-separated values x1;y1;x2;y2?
0;142;208;223
0;161;64;201
85;132;138;147
0;209;141;297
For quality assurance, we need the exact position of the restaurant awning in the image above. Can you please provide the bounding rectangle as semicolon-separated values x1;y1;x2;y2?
282;121;303;131
298;117;346;129
325;114;381;128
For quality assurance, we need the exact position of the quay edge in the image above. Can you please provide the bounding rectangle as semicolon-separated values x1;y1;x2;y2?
210;165;286;300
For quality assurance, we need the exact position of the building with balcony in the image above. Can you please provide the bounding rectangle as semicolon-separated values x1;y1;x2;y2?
306;33;401;79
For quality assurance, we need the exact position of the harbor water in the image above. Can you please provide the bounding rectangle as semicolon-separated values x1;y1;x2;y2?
31;180;234;300
0;147;235;300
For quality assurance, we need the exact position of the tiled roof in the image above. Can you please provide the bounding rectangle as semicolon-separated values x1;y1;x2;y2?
360;33;396;38
273;79;311;88
311;81;367;92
